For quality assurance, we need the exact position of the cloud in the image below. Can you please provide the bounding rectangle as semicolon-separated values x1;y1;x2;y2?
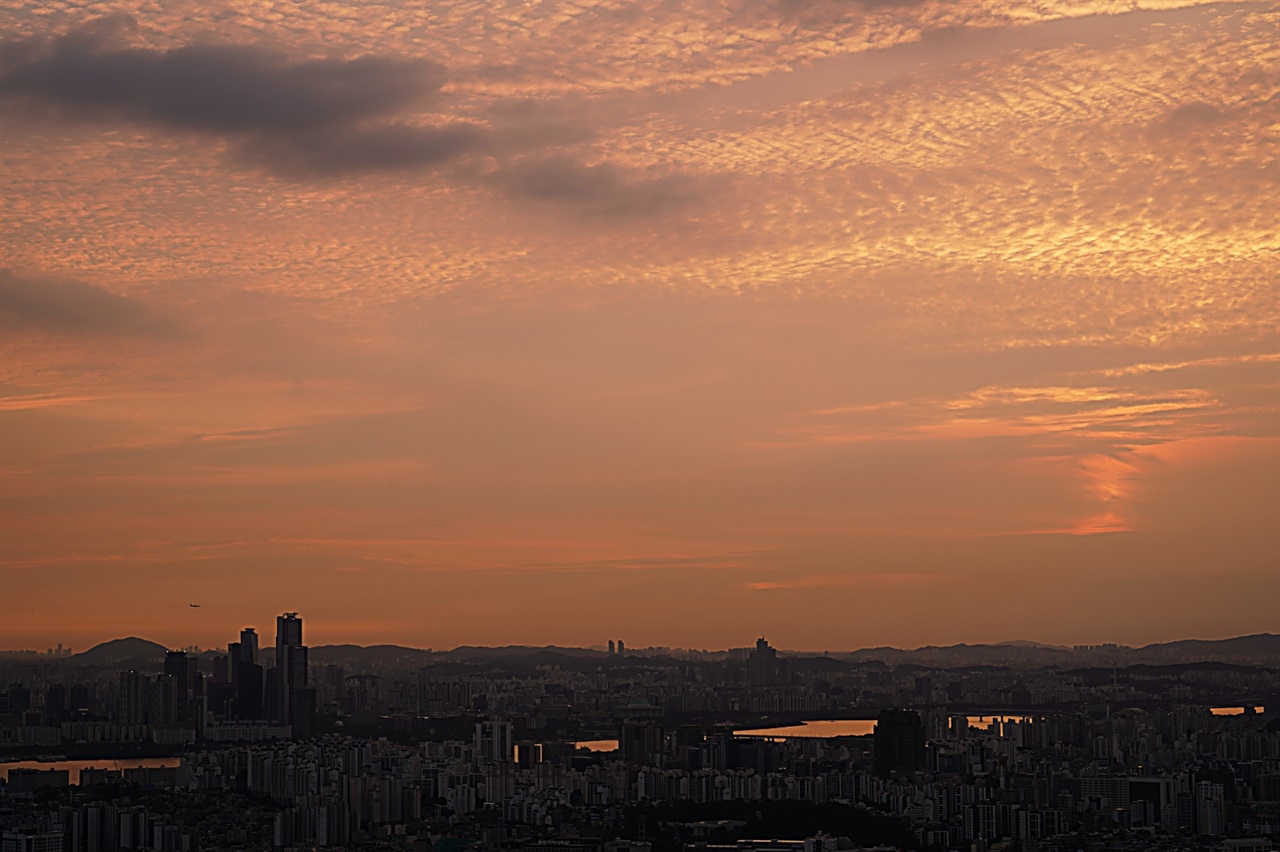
0;392;105;412
1094;353;1280;377
745;572;940;591
243;123;483;177
0;16;478;176
1145;99;1235;145
0;16;703;201
1161;100;1230;128
0;268;174;337
495;157;705;216
1;18;442;130
786;382;1223;447
766;0;916;27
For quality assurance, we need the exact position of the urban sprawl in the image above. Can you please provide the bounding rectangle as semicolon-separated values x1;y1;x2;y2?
1;618;1277;852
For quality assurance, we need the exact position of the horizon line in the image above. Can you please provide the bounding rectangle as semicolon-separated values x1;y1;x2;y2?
3;631;1275;658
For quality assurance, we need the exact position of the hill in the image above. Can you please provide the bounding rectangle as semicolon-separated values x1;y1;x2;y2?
36;633;1278;671
828;634;1279;668
445;645;606;660
306;644;437;667
72;637;170;665
1136;633;1280;663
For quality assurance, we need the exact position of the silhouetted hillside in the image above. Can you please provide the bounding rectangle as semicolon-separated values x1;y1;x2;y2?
1137;633;1280;660
306;644;437;667
445;645;606;660
838;642;1074;667
830;634;1279;668
73;637;169;664
42;633;1280;672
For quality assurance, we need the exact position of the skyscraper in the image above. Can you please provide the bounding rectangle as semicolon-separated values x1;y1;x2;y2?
276;613;302;651
227;627;265;719
118;670;145;727
274;612;308;730
164;651;193;702
240;628;259;664
747;637;778;687
620;720;664;765
474;720;514;762
874;708;926;778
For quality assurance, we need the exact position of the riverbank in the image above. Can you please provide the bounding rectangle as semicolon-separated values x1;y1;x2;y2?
0;757;182;785
0;742;186;761
734;719;877;738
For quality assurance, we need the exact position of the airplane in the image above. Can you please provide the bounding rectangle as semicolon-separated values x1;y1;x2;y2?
189;603;201;608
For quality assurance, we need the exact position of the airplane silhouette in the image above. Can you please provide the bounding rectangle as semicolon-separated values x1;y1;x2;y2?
189;603;200;608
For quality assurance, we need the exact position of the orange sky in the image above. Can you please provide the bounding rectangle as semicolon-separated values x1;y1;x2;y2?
1;0;1277;652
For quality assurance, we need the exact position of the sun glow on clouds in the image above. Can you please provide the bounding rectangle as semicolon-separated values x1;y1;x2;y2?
0;1;1276;651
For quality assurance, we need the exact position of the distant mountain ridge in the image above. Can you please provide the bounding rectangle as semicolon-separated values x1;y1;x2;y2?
58;633;1279;669
994;639;1070;650
830;634;1279;667
72;637;169;665
445;645;605;659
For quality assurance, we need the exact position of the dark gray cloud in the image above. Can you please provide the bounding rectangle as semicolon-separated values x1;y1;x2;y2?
1;16;712;210
1;44;437;133
243;123;484;176
496;157;701;216
1145;100;1235;146
0;269;175;337
1163;101;1228;126
0;16;478;176
1157;100;1233;131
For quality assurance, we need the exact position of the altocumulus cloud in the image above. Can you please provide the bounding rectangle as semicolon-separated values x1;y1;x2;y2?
494;156;705;217
1;15;711;209
0;269;175;337
0;15;481;176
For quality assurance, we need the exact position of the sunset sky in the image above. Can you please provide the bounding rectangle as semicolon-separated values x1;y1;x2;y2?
1;0;1276;653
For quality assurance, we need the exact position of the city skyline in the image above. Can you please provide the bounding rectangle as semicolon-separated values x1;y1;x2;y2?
4;617;1273;850
2;1;1278;651
3;626;1276;660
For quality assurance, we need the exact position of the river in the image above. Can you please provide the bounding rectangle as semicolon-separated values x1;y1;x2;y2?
575;739;619;752
0;758;182;785
735;719;877;738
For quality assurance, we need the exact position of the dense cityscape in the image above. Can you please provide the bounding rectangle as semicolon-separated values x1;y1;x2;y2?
1;616;1277;852
4;0;1278;850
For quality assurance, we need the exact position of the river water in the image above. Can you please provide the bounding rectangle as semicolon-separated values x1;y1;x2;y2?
0;758;181;785
575;715;1037;749
735;719;877;738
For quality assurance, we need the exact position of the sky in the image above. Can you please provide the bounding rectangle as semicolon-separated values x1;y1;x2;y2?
0;0;1276;653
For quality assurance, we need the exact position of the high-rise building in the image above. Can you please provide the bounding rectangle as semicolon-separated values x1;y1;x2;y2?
233;661;263;719
118;670;146;726
874;708;926;778
44;684;66;725
283;645;308;720
1196;781;1225;836
150;674;178;726
274;612;308;730
620;720;664;765
747;637;778;687
226;627;266;720
474;720;514;762
240;628;259;664
276;613;302;649
164;651;193;702
291;686;316;739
